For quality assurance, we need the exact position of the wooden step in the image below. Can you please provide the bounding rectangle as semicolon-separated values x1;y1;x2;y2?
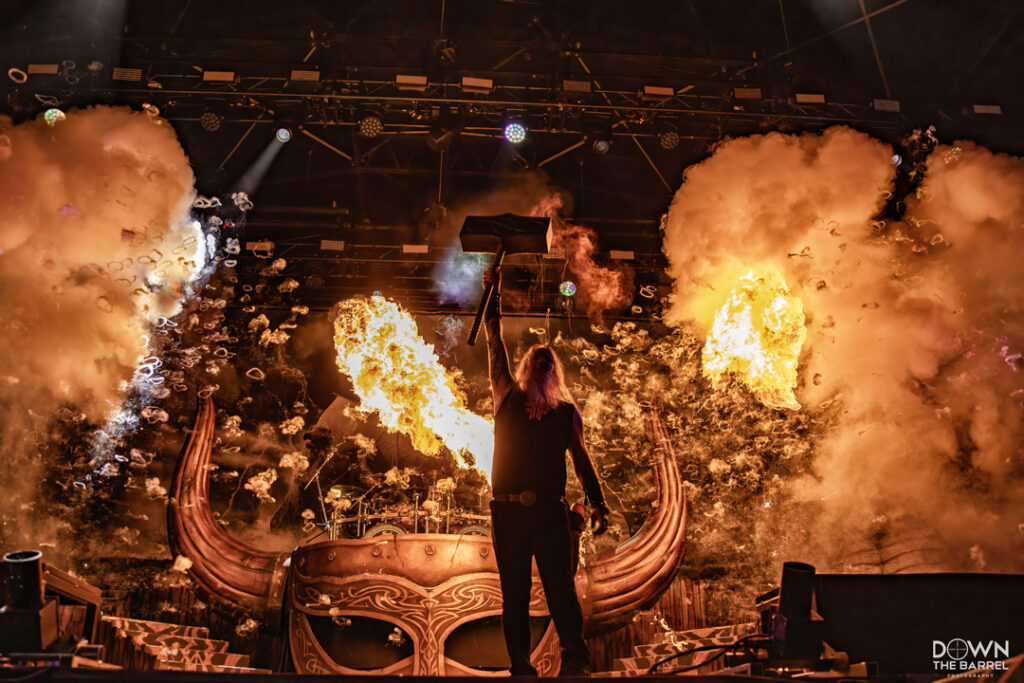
608;622;759;676
130;633;231;654
631;622;759;658
141;643;249;668
101;616;210;639
97;616;254;672
156;660;272;673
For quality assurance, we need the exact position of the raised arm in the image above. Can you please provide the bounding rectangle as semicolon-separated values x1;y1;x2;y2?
483;268;514;415
568;406;609;534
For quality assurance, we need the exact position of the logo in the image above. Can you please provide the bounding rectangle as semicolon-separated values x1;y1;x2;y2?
932;639;1010;675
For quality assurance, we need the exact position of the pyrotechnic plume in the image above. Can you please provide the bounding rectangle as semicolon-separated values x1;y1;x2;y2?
0;105;206;548
702;267;806;410
662;125;1024;572
332;295;494;479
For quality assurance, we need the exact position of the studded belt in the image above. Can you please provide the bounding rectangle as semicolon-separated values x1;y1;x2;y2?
491;490;538;506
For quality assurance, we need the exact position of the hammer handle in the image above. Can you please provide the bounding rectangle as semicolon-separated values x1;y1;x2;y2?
467;245;506;346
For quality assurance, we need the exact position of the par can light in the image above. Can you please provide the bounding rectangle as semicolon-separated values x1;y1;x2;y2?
504;121;526;144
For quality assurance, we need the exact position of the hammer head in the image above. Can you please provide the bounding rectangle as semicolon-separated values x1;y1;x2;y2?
459;214;552;255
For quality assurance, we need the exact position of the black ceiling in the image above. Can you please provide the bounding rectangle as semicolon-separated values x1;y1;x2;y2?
3;0;1022;312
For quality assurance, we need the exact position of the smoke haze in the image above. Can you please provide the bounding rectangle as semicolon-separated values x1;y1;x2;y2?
662;126;1024;571
0;105;204;549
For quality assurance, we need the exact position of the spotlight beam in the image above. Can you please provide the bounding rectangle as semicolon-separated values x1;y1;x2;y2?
234;133;288;195
301;128;353;162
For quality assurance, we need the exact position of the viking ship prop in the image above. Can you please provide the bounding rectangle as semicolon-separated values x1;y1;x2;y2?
169;396;687;676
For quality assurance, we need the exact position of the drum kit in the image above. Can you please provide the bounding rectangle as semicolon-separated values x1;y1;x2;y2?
320;484;492;541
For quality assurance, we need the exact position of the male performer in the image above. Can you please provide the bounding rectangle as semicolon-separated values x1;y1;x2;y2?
483;268;609;677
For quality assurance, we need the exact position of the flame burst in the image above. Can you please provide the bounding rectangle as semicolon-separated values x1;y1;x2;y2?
701;268;806;410
332;295;493;479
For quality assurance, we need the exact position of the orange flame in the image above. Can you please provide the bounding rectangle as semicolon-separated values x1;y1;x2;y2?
332;295;493;479
702;268;806;410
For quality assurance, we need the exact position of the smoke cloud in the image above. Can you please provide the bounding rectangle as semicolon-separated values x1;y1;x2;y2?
663;127;1024;572
430;173;633;320
0;105;204;549
534;194;633;322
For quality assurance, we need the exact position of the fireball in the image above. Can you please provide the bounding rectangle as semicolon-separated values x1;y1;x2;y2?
702;267;806;410
332;295;494;479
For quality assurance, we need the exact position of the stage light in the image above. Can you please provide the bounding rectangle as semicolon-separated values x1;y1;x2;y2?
320;239;346;251
246;240;274;255
396;74;428;91
200;108;223;132
972;104;1002;115
504;121;526;144
873;98;901;113
111;66;142;82
427;106;462;152
592;135;611;155
559;281;577;297
460;76;493;94
290;68;320;82
358;113;384;138
44;108;66;126
733;87;763;100
641;85;674;100
202;70;235;83
585;113;614;155
795;92;826;104
659;130;680;150
275;127;292;143
561;79;592;95
28;64;59;76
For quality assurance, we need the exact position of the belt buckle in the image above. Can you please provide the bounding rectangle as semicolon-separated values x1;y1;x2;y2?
519;490;536;506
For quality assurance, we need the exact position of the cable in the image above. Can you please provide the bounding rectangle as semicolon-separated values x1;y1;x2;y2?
646;643;728;676
646;633;762;676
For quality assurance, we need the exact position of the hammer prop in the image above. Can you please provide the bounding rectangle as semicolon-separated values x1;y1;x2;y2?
460;213;552;345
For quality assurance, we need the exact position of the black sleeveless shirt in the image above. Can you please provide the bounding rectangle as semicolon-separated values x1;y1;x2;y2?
491;388;575;499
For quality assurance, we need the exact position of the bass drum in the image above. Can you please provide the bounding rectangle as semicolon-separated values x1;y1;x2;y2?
457;524;492;538
362;522;410;538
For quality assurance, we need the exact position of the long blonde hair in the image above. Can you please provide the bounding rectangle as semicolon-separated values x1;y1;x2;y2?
514;344;573;411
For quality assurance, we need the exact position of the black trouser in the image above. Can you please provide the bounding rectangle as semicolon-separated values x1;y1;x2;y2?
490;498;589;675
